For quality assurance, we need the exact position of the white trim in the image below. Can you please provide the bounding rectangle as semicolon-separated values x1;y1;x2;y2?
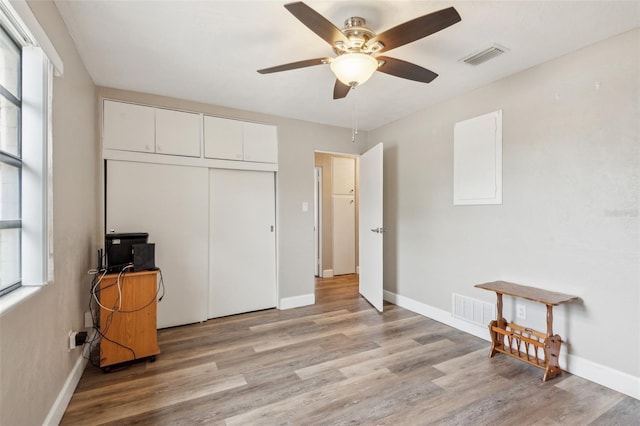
0;285;40;317
384;289;640;400
322;269;334;278
279;293;315;310
103;148;278;172
6;0;63;75
43;330;96;425
21;46;49;286
564;354;640;400
384;290;489;341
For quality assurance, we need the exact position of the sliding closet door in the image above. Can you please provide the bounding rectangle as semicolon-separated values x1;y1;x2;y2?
209;169;276;318
106;160;209;328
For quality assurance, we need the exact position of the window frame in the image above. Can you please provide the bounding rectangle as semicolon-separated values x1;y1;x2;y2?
0;0;61;315
0;23;22;296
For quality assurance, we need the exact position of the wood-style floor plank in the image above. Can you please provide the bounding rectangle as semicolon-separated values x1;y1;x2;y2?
62;274;638;425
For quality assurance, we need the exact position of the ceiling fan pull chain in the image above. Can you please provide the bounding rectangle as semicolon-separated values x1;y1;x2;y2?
352;89;358;142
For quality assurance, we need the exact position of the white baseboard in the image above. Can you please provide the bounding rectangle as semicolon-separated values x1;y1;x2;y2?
564;354;640;400
44;329;96;425
384;290;490;342
322;269;334;278
279;293;315;310
384;290;640;400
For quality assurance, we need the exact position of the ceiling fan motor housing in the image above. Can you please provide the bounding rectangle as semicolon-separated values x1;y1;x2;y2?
334;17;382;54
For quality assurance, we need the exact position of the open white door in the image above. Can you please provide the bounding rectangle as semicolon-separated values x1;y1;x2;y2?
359;143;384;312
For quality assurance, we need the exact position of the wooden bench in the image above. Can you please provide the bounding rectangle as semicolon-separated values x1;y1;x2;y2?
475;281;579;381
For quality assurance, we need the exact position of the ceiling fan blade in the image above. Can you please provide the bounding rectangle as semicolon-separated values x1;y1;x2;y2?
376;56;438;83
368;7;461;53
333;80;351;99
284;2;350;47
258;58;329;74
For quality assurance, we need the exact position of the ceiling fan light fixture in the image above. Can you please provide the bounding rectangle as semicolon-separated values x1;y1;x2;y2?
330;53;378;87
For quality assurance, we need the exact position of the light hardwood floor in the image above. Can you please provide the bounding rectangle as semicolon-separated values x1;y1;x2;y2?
62;275;639;425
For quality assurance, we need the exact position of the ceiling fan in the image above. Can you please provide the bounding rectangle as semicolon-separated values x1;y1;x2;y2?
258;2;461;99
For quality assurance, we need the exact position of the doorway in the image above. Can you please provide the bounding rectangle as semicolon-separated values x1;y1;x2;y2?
314;152;359;278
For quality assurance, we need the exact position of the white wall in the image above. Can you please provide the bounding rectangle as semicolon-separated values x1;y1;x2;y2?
368;29;639;383
0;1;98;424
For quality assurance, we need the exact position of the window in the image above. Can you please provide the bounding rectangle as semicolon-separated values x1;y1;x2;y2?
0;24;21;296
0;0;60;303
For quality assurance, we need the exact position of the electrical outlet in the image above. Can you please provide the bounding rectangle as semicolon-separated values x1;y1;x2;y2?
516;304;526;320
69;331;78;350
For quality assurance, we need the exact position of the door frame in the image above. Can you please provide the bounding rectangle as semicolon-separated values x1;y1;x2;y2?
313;150;360;278
314;166;322;277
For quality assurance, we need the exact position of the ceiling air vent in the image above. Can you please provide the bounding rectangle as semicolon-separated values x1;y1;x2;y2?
461;44;509;66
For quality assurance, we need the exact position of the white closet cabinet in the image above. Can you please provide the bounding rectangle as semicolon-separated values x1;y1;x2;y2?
104;100;201;157
209;169;277;318
155;108;201;157
204;116;278;163
332;156;356;275
332;195;356;275
106;160;209;328
243;121;278;163
332;157;356;194
103;100;155;153
203;116;243;160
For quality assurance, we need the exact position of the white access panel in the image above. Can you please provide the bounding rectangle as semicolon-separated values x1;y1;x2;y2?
209;169;276;318
453;110;502;205
333;194;356;275
106;160;209;328
103;100;155;153
155;108;201;157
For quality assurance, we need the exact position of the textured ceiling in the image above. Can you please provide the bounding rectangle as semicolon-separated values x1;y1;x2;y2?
54;1;640;131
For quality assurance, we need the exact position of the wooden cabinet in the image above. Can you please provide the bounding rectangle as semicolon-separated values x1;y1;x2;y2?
103;100;201;157
204;115;277;163
99;270;160;369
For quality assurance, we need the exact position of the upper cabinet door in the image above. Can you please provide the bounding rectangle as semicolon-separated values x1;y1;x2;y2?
204;116;243;160
155;108;201;157
103;100;155;153
332;156;356;195
243;122;278;163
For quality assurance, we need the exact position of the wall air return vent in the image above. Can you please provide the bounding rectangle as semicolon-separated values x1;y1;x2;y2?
452;293;495;326
461;44;509;66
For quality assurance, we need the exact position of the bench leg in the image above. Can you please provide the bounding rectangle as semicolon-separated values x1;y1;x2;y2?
543;334;563;381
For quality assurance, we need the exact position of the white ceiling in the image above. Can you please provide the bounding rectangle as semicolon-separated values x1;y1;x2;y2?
53;1;640;131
